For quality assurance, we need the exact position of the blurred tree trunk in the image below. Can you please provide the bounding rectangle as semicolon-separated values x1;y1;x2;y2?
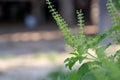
59;0;75;25
91;0;99;25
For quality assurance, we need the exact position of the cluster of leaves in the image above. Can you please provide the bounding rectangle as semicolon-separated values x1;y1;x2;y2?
46;0;120;80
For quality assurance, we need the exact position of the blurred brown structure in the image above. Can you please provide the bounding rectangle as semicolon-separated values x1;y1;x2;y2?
0;0;99;35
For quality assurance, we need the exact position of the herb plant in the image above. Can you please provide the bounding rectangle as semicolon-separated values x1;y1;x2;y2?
46;0;120;80
107;0;120;44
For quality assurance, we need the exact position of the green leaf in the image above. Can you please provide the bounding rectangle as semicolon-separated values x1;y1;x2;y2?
77;45;85;55
96;43;111;54
78;63;90;80
96;43;111;58
67;71;80;80
70;52;78;56
79;57;85;63
64;58;70;63
112;25;120;30
64;57;78;70
91;33;107;46
81;71;96;80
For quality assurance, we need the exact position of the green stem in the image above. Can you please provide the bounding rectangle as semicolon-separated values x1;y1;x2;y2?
85;57;96;61
86;52;98;61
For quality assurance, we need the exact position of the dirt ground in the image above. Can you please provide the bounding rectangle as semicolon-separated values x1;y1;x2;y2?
0;25;69;80
0;54;71;80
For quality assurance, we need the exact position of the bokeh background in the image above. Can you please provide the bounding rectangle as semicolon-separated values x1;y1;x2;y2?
0;0;112;80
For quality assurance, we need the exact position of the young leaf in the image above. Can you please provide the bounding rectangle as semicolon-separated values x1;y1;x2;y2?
96;43;111;54
89;33;107;47
96;43;111;59
70;52;78;56
77;45;85;55
64;57;78;70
